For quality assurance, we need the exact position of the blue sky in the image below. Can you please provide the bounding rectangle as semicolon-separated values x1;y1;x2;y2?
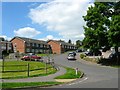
1;0;93;43
2;2;61;39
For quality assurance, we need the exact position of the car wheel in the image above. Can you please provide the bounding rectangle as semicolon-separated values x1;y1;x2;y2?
35;59;37;61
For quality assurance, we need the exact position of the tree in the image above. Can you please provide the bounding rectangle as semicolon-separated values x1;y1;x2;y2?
108;1;120;63
76;40;82;48
68;39;72;44
108;1;120;49
83;2;112;53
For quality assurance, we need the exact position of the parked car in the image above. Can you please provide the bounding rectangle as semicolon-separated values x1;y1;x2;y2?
84;50;102;56
84;51;93;56
108;52;120;60
67;54;76;60
76;49;83;53
68;52;76;56
21;54;42;61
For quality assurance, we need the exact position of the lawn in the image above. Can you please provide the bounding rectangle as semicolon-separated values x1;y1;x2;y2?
55;67;82;79
0;82;63;89
37;54;54;57
0;61;57;79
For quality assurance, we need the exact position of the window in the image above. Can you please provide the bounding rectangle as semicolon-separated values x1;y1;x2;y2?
32;43;36;47
32;49;34;53
38;44;41;47
39;49;43;53
36;49;38;53
47;45;50;48
31;43;33;46
26;48;30;52
62;45;64;48
26;43;30;46
36;44;38;47
34;43;36;47
41;44;43;48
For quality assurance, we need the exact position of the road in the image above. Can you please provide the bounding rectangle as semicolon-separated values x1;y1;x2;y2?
50;53;119;88
2;53;119;90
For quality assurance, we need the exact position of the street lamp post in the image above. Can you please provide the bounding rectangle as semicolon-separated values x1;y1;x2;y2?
60;43;62;54
0;43;2;59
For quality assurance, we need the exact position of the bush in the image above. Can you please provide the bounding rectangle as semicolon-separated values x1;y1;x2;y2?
80;54;86;59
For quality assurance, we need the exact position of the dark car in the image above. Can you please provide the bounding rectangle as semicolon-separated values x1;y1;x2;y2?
21;54;42;61
84;50;102;56
108;52;120;60
84;51;93;56
76;49;82;53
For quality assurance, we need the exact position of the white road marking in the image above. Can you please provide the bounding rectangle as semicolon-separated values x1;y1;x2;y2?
78;77;88;83
68;77;88;86
68;83;76;85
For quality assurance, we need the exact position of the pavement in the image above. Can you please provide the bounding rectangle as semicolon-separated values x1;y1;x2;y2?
1;65;67;83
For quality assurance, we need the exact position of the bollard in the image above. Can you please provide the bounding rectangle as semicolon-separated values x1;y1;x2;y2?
75;68;78;75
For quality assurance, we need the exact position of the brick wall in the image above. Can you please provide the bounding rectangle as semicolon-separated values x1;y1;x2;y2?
48;41;61;54
11;38;25;53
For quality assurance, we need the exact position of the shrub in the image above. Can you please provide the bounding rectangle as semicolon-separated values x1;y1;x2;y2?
84;57;99;63
80;54;86;59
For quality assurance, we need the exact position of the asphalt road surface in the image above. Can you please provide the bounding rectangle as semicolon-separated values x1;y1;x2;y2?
50;53;119;88
5;53;119;90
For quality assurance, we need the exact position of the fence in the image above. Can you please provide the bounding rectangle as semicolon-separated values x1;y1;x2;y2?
0;64;30;77
0;55;57;79
0;62;57;79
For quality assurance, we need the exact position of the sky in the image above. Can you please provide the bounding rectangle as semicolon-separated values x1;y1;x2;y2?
1;0;94;43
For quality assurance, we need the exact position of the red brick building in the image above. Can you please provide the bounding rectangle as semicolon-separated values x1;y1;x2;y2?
10;37;51;54
0;37;13;58
47;40;77;54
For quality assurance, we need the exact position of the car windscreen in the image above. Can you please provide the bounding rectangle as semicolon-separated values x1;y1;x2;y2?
68;54;74;57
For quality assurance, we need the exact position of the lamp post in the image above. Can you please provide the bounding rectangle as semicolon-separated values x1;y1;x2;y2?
60;43;62;54
0;42;4;72
0;42;2;59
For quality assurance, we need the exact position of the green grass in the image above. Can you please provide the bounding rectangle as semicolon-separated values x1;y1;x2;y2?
37;54;53;57
37;54;48;57
109;65;120;68
55;67;82;79
0;61;57;79
0;82;63;89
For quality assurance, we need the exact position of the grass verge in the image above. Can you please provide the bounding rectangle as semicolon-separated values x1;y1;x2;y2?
0;82;63;89
110;65;120;68
55;67;82;79
0;61;57;79
37;54;54;57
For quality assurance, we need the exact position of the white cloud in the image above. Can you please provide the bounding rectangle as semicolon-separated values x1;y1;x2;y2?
0;35;12;41
14;27;41;38
46;35;53;40
39;35;64;41
29;0;92;42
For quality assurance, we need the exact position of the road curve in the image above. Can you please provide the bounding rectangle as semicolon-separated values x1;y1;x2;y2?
50;53;118;88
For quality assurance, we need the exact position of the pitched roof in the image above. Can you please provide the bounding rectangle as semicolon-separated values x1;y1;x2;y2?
11;36;49;45
47;40;75;46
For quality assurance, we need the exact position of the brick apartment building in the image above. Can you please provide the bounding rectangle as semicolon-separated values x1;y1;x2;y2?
10;36;52;54
47;40;77;54
0;37;13;58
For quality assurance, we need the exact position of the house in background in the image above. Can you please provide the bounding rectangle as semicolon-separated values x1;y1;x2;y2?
10;36;52;54
47;40;77;54
0;37;13;56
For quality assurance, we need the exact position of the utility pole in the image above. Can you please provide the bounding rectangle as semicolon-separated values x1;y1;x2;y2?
0;43;2;59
